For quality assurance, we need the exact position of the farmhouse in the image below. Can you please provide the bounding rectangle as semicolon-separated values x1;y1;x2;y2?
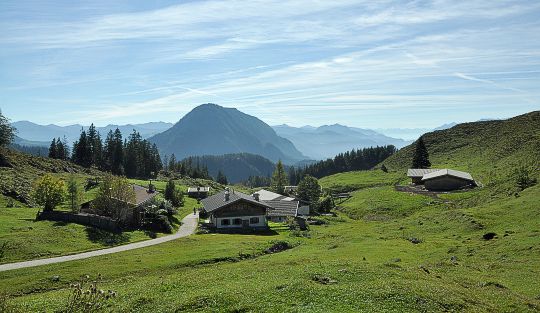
422;169;476;191
187;186;210;199
200;188;310;229
201;188;269;229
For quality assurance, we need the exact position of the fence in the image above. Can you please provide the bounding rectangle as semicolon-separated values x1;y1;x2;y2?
37;211;121;232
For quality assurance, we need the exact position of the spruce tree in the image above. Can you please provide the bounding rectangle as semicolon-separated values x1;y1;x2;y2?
216;170;228;185
48;138;57;159
271;160;288;194
411;136;431;169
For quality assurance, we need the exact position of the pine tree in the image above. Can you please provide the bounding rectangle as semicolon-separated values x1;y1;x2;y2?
216;170;228;185
271;160;288;194
48;138;57;159
411;136;431;169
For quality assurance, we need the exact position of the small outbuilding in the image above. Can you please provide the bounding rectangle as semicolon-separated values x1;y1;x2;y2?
187;186;210;199
422;169;476;191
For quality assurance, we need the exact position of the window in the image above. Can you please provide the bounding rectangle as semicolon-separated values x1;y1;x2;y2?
221;219;230;226
233;218;242;225
250;217;260;224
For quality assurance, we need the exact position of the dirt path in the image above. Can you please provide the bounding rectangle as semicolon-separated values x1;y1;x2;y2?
0;212;199;272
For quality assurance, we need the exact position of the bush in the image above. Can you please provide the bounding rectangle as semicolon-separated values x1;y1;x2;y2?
159;200;177;216
6;198;14;208
317;196;334;213
514;166;537;191
64;274;116;313
142;215;173;234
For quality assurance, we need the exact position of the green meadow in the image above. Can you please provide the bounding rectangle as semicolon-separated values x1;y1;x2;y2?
1;169;539;312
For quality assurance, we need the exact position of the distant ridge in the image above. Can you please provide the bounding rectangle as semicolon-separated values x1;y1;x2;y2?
10;121;173;144
149;104;307;164
273;124;408;160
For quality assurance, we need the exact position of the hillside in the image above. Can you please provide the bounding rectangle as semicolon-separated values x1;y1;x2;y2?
180;153;275;183
0;148;99;203
149;103;307;164
382;111;540;185
273;124;408;160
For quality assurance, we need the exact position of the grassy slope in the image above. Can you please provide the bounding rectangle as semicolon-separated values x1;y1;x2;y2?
1;184;538;312
0;149;218;264
381;111;540;185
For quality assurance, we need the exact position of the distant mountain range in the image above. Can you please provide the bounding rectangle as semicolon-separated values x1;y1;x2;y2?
10;121;173;145
148;103;307;164
272;124;409;160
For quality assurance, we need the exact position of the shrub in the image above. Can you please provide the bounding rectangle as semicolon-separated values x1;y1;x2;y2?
317;196;334;213
31;174;66;212
159;200;177;216
142;215;173;234
6;198;14;208
514;166;537;191
64;274;116;313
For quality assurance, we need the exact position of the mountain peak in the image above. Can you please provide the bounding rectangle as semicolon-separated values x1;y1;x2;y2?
149;104;306;163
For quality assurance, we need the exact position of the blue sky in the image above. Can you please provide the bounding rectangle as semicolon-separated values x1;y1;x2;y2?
1;0;539;129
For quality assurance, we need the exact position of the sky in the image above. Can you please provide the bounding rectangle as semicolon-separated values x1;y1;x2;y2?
1;0;539;129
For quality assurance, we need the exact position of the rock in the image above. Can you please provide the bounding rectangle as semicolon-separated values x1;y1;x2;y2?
391;258;401;263
450;255;458;263
51;275;60;282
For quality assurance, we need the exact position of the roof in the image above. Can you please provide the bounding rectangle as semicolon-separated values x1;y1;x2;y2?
421;169;474;181
264;200;299;217
407;168;441;177
201;190;269;213
187;187;210;193
255;189;295;201
132;185;159;206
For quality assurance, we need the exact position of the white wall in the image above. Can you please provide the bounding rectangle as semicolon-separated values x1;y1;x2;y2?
214;215;267;228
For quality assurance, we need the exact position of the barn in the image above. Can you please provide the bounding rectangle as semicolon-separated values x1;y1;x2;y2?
422;169;476;191
407;168;441;184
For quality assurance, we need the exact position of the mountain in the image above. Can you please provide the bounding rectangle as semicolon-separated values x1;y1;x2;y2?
180;153;276;184
272;124;408;160
149;103;307;164
10;121;173;144
433;122;458;131
381;111;540;186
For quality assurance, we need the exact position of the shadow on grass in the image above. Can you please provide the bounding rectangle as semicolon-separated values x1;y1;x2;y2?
52;221;69;227
85;227;131;246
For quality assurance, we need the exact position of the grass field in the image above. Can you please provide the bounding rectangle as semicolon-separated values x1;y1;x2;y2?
0;177;206;264
1;169;539;312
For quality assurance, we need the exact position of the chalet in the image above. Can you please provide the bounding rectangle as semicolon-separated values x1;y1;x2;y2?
201;188;269;229
187;186;210;199
422;169;476;191
407;168;441;184
200;188;311;229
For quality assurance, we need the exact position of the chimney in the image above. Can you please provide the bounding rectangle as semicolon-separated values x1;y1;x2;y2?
224;187;230;201
253;192;260;201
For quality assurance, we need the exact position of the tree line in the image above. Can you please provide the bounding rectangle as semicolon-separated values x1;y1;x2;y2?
163;154;212;180
288;145;397;184
49;124;162;179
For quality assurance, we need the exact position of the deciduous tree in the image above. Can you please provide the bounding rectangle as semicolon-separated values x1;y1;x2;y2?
31;174;66;212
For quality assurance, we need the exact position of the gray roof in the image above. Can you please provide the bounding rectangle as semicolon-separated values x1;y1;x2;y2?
201;190;269;213
255;189;295;201
407;168;441;177
201;189;300;217
132;185;159;206
264;200;299;217
422;169;474;181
